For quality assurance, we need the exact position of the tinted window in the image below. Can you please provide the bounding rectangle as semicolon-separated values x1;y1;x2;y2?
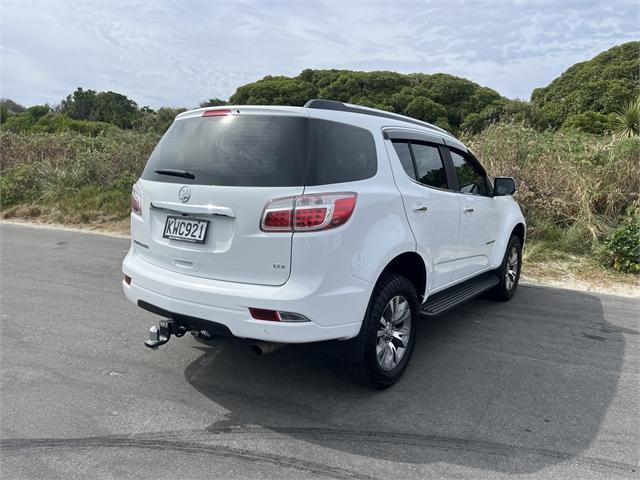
142;115;308;186
306;119;377;185
392;141;416;180
412;143;448;189
450;149;488;195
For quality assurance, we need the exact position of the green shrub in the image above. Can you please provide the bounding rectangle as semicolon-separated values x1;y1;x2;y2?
601;208;640;273
0;163;41;207
230;69;504;133
0;104;8;124
1;111;116;136
32;113;116;136
611;95;640;138
404;97;448;123
26;105;51;119
531;42;640;128
2;113;38;132
132;107;186;134
562;111;616;135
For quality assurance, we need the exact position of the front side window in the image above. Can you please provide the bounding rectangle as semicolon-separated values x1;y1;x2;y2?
449;149;488;195
411;143;448;189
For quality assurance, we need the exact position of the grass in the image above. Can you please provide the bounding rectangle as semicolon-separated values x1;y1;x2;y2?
522;240;638;296
1;129;158;226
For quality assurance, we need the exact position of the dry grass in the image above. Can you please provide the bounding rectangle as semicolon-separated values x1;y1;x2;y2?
522;244;639;297
1;130;159;223
465;123;640;254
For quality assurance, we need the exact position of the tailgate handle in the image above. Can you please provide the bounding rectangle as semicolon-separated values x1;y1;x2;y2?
151;201;236;218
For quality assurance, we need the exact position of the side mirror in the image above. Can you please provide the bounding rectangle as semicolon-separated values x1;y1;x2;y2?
493;177;516;196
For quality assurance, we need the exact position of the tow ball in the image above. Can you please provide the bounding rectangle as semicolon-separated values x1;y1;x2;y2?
144;319;187;349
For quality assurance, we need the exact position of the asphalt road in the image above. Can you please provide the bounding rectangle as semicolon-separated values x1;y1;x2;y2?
1;222;638;480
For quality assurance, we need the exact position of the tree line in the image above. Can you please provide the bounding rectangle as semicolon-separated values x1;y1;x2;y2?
1;41;638;137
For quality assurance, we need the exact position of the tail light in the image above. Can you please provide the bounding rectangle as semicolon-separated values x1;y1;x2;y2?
131;183;142;216
261;193;357;232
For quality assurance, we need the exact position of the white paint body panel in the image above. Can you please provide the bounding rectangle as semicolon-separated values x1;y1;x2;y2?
123;104;525;343
383;132;460;291
454;194;501;280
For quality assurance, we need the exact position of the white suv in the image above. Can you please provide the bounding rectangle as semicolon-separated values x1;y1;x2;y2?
122;100;525;388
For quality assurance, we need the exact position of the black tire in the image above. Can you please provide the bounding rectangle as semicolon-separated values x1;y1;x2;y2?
346;273;419;389
489;235;522;301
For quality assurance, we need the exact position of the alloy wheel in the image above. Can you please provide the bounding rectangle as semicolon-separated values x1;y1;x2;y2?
505;246;519;291
376;295;412;371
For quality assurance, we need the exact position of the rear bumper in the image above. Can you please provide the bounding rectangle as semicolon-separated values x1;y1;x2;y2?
122;248;368;343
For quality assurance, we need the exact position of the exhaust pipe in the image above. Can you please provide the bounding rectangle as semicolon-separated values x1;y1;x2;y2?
250;341;285;356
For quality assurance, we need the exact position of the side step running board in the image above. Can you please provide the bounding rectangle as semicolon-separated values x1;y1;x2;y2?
421;273;499;317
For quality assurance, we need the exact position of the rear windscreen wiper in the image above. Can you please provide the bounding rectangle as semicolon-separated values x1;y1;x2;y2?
154;169;195;180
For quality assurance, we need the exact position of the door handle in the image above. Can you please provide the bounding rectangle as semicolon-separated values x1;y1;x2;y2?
463;207;474;213
413;205;428;213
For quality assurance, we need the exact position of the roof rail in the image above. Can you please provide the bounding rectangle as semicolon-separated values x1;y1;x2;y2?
303;99;448;134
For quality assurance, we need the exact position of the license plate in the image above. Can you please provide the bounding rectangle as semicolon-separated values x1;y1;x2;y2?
163;216;209;244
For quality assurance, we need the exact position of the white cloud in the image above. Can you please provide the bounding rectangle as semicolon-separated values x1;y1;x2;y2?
1;0;638;108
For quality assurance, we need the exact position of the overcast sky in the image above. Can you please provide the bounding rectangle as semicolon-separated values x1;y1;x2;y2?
1;0;638;109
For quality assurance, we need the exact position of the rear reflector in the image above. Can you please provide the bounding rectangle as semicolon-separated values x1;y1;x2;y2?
202;109;231;117
131;184;142;216
261;192;357;232
249;308;310;322
249;308;280;321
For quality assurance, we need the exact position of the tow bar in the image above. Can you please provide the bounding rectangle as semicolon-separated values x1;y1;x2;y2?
144;319;187;349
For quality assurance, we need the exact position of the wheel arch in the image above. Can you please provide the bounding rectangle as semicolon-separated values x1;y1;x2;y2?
511;222;526;246
377;251;427;303
489;201;527;268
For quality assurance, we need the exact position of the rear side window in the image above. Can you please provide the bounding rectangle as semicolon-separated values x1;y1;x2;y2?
306;119;377;185
142;115;308;186
411;143;448;189
391;141;416;180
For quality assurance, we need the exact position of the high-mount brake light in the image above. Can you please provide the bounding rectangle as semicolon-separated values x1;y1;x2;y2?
261;193;357;232
202;109;231;117
131;183;142;216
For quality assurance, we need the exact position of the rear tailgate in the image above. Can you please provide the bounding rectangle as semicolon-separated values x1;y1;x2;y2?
132;108;308;286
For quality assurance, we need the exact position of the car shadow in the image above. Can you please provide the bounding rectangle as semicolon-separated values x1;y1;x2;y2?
183;284;629;474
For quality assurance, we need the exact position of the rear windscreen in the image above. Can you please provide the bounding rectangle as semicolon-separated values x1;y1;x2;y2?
142;114;377;187
142;115;309;187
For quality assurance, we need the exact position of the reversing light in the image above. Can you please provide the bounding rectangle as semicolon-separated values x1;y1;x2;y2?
278;311;310;322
